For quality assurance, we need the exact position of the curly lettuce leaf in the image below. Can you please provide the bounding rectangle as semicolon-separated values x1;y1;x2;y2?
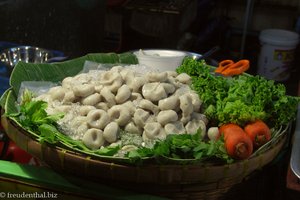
177;57;300;127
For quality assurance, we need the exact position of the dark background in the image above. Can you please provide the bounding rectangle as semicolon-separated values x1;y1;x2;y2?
0;0;298;88
0;0;106;57
0;0;299;199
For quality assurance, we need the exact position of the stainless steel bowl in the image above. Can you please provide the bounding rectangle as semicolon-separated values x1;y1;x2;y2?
0;46;54;70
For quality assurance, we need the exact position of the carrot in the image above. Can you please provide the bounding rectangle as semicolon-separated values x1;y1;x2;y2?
219;123;253;160
215;60;234;73
222;60;249;76
215;59;250;76
244;120;271;148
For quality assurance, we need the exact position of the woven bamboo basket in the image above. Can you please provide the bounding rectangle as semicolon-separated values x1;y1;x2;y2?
1;110;287;200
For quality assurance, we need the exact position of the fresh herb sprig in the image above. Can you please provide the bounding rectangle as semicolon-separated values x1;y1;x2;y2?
126;133;234;164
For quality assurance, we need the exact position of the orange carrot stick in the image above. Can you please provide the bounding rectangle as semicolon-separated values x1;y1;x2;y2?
222;60;250;76
244;120;271;148
215;60;234;73
219;123;253;160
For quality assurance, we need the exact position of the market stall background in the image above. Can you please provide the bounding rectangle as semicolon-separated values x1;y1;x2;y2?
0;0;299;200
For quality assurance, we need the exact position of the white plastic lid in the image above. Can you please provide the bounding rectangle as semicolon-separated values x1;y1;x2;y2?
259;29;299;47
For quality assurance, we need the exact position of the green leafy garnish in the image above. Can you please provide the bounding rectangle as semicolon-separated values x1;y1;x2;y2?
177;57;300;127
20;89;35;105
126;133;234;164
8;99;112;155
38;124;60;144
95;145;121;156
11;100;64;133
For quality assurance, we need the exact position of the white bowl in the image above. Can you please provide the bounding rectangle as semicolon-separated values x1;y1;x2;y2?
133;49;188;72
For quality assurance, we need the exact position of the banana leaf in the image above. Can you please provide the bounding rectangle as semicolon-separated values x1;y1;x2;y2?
9;52;138;96
0;88;10;109
2;89;18;114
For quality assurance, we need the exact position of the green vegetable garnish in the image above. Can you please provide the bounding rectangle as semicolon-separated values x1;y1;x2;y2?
13;100;64;133
177;57;300;127
126;133;234;164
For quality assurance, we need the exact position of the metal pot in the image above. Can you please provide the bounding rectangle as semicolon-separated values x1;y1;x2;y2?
0;46;54;72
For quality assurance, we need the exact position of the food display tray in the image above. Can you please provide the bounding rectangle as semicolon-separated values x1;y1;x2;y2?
0;52;294;200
